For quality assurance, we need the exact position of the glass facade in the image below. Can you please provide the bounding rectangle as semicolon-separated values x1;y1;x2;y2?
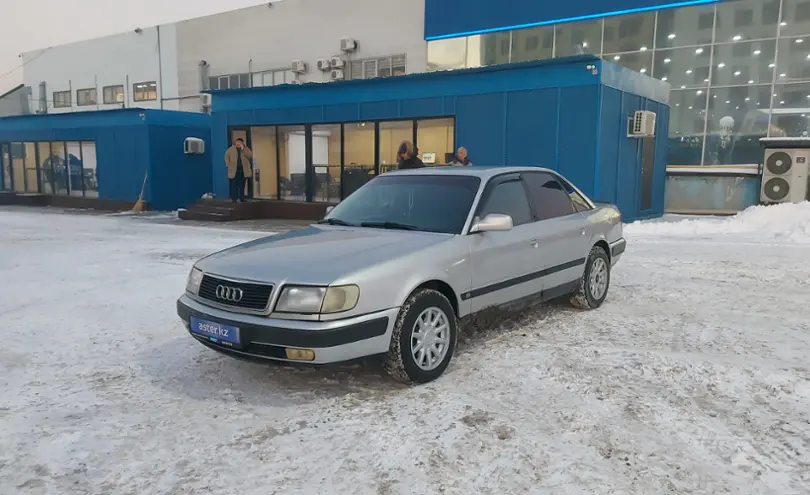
0;140;98;197
426;0;810;166
236;118;456;203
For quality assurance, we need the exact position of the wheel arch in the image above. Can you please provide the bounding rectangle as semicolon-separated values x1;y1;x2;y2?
410;279;459;317
593;239;611;262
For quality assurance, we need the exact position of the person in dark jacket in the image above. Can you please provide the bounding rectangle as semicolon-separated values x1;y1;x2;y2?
397;140;424;169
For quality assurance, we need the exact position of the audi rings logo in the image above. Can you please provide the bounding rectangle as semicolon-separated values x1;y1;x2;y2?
216;285;244;302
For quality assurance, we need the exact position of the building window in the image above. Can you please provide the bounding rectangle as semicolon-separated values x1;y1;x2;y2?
102;85;124;105
350;55;406;80
133;82;157;102
53;91;71;108
76;88;97;106
209;73;251;90
250;69;295;87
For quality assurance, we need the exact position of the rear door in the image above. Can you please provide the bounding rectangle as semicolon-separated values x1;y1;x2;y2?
466;174;541;312
520;171;592;297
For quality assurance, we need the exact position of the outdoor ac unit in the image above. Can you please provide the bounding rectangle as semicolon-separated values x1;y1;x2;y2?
291;60;308;74
330;69;345;81
316;59;331;71
760;148;810;204
330;56;345;69
200;93;212;107
340;38;358;52
184;137;206;155
628;110;656;137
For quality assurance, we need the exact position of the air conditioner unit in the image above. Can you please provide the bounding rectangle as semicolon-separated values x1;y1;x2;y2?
291;60;308;74
628;110;656;137
340;38;358;53
330;69;345;81
316;59;331;72
200;93;212;107
184;137;206;155
330;56;345;69
760;148;810;204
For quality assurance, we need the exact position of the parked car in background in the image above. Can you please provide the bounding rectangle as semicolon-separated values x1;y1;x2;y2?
177;167;626;383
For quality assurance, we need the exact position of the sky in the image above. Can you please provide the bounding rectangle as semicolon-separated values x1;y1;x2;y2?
0;0;267;96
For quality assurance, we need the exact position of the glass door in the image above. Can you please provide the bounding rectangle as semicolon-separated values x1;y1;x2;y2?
249;126;279;199
311;124;342;203
1;143;11;191
228;127;253;199
23;143;39;193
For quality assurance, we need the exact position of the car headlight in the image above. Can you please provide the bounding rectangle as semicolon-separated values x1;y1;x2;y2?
275;285;359;314
186;267;203;294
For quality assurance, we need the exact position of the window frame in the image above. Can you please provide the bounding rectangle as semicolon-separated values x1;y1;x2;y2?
53;91;71;108
76;88;97;107
132;81;158;102
102;85;124;105
471;173;535;229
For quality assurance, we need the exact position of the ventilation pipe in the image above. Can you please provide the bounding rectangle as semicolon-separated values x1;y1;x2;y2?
38;81;47;113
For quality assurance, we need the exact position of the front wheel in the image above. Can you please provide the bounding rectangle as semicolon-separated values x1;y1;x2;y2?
384;288;458;384
570;245;611;310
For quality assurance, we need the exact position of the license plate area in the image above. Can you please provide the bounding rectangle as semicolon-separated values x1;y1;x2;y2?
190;316;241;346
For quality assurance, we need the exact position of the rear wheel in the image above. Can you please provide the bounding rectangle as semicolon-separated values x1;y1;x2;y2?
570;245;611;310
384;288;457;384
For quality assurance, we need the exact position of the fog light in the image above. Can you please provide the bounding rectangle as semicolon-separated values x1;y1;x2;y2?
285;348;315;361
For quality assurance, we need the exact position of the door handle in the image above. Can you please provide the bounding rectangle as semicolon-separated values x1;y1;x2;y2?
529;239;540;248
580;229;587;236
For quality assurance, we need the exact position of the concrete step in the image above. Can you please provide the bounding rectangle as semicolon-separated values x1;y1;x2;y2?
178;209;232;222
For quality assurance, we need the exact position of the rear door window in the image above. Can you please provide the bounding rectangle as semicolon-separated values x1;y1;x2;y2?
554;175;593;213
477;179;533;226
521;172;576;221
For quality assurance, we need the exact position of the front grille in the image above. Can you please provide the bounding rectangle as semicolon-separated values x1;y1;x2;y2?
198;275;274;311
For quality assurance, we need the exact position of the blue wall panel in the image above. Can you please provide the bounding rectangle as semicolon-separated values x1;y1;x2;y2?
596;86;621;204
400;97;444;118
324;104;359;122
504;89;558;168
95;125;150;204
424;0;720;39
616;93;643;217
359;101;399;120
557;86;599;195
148;124;212;211
455;93;505;165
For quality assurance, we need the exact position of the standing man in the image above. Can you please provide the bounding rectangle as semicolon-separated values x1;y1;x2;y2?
225;138;253;202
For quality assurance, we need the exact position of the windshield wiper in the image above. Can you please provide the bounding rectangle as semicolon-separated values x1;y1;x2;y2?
360;221;421;231
317;218;356;226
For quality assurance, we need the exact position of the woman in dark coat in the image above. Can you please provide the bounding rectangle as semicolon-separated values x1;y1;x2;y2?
397;141;424;169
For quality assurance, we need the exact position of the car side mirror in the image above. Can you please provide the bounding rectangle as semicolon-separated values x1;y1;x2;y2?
469;213;513;233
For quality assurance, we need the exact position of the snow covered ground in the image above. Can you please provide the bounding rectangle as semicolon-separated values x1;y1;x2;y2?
1;205;809;495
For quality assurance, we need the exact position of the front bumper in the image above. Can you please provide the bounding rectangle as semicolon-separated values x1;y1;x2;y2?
177;294;398;364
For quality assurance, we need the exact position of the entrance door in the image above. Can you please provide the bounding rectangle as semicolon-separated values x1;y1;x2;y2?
228;127;253;199
250;126;280;199
1;143;11;191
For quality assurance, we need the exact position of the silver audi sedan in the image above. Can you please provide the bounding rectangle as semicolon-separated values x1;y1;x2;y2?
177;166;626;383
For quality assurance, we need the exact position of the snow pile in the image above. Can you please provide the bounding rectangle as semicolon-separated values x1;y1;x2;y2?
625;201;810;243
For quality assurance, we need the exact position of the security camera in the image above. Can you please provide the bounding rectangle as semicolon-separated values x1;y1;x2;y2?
134;27;143;34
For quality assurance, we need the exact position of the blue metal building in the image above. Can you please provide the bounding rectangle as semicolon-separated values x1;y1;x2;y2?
209;56;670;221
0;109;212;211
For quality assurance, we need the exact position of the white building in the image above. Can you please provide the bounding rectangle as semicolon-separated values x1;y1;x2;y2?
20;0;426;114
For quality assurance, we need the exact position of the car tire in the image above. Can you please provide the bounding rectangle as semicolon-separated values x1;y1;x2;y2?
384;288;458;384
570;245;611;310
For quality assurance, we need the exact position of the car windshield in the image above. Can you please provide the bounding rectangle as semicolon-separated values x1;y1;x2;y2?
323;174;481;234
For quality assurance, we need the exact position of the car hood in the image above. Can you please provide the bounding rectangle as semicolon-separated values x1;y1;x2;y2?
195;225;452;284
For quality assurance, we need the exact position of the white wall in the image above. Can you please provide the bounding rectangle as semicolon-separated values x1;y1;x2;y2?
174;0;426;104
22;26;181;113
21;0;427;114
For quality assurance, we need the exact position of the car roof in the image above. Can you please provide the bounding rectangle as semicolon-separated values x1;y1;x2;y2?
383;166;556;180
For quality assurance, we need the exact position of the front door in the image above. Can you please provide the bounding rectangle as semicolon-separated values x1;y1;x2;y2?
228;127;253;199
466;174;540;313
521;171;592;296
